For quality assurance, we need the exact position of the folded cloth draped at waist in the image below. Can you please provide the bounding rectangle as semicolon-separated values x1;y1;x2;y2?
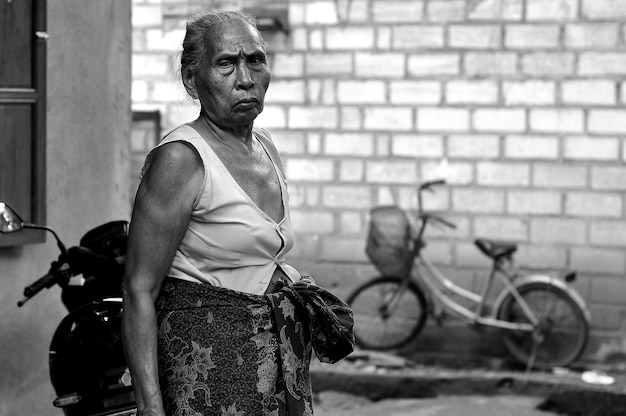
266;275;355;364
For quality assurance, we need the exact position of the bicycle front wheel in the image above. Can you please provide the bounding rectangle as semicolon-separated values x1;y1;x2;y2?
346;276;428;350
496;282;589;369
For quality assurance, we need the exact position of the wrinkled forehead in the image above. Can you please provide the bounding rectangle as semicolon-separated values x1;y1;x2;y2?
203;20;266;59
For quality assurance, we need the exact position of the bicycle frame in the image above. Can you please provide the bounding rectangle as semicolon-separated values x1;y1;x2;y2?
411;255;538;333
407;180;540;334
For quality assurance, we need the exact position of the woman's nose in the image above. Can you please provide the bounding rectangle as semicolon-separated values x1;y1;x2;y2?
236;62;254;90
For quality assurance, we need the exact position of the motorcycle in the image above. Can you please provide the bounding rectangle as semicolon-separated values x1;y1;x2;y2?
0;202;136;416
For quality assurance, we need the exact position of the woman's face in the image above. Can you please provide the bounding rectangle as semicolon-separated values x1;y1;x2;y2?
194;20;271;129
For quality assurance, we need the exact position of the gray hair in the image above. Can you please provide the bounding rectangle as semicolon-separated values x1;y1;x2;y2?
180;10;264;87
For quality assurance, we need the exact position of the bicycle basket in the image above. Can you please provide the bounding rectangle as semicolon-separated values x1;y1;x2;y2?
366;206;413;276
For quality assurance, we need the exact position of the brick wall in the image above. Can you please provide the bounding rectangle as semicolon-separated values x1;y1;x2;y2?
132;0;626;362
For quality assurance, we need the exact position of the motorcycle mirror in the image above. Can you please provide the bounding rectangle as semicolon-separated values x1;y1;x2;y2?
0;202;24;233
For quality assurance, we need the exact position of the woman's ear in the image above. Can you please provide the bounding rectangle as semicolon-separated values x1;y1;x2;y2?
182;68;198;99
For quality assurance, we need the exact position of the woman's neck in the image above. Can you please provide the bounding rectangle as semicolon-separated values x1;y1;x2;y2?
198;113;253;145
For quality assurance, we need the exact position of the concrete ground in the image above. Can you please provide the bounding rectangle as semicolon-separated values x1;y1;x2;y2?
315;391;548;416
310;350;626;416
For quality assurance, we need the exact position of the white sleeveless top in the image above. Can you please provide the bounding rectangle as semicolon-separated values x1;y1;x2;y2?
141;124;300;295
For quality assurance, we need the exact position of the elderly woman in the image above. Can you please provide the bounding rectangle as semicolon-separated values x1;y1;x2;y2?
121;10;352;416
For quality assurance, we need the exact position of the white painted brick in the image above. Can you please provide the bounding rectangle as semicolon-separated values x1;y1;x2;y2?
310;29;324;50
132;80;148;102
305;53;352;76
565;23;620;49
145;28;185;51
578;53;626;76
152;80;186;102
289;28;307;51
319;237;367;262
446;80;498;104
166;103;197;129
323;185;371;208
473;108;526;133
363;107;413;131
268;131;306;155
391;134;444;158
132;5;162;27
448;25;501;49
271;54;304;77
371;0;424;23
398;185;450;211
582;0;626;19
342;0;369;22
590;221;626;246
504;136;559;159
427;0;466;22
592;166;626;190
288;2;306;25
132;54;169;76
465;52;517;76
418;108;470;132
339;160;365;182
365;160;418;184
291;210;334;233
377;27;392;50
448;135;500;159
570;247;626;274
467;0;523;21
502;81;556;105
305;1;339;25
390;81;441;105
307;79;336;105
474;216;528;241
340;211;364;234
355;53;406;78
564;136;620;161
452;188;505;213
507;190;561;214
505;25;560;49
477;162;530;186
522;53;575;75
589;110;626;134
529;109;584;133
409;54;461;77
324;133;375;156
562;80;616;106
516;245;567;269
265;80;306;104
307;133;322;154
288;106;338;129
286;158;334;181
533;164;587;189
530;218;586;244
421;160;474;185
527;0;578;20
337;81;386;104
340;107;361;130
376;135;391;157
326;27;375;50
566;192;623;217
392;26;445;49
455;241;493;268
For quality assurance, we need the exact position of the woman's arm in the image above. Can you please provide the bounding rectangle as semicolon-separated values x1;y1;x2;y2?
121;141;203;416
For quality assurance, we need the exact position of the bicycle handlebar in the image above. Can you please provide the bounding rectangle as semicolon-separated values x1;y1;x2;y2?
419;179;446;191
422;213;457;229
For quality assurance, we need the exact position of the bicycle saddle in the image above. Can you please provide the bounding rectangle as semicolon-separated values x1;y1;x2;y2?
474;238;517;259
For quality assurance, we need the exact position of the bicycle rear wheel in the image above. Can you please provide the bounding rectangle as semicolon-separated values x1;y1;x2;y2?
496;282;589;369
346;276;428;350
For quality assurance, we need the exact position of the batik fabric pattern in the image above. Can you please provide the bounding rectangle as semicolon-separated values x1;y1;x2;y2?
155;278;314;416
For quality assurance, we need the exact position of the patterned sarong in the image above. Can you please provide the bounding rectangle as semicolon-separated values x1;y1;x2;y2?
155;277;353;416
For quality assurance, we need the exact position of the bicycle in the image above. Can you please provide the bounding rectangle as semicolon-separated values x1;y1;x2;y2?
347;180;591;370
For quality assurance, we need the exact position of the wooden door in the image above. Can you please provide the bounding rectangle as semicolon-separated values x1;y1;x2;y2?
0;0;46;245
